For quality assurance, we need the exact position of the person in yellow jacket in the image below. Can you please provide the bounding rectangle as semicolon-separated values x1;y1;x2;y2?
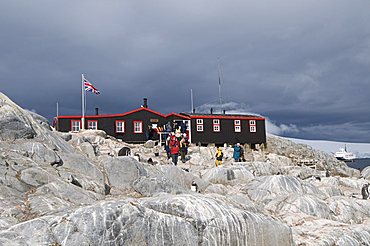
215;147;223;167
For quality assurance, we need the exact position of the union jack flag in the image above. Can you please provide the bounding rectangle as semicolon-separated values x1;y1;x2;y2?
83;75;100;95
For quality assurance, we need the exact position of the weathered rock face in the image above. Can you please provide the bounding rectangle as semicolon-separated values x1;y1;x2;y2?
0;103;36;141
201;165;254;185
101;156;148;191
0;93;106;228
243;175;324;204
265;194;335;220
267;135;361;178
0;195;293;246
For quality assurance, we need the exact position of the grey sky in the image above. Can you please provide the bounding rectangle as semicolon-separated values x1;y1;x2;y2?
1;0;370;142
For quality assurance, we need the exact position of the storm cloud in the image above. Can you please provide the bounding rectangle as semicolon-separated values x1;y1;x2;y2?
1;0;370;142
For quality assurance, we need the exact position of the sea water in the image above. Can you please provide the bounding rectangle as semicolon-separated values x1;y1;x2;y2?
346;158;370;171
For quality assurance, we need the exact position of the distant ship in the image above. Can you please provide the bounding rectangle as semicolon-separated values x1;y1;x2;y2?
334;146;356;161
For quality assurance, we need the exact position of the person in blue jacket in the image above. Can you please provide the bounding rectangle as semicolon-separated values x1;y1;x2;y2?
233;143;242;162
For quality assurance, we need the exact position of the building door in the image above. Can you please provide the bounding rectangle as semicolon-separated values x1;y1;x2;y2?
173;120;190;141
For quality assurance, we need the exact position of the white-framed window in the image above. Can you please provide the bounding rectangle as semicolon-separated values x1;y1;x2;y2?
115;120;125;133
250;125;256;133
197;124;204;132
196;118;204;132
234;120;241;132
71;120;81;132
213;119;220;132
87;120;98;130
133;121;143;133
249;120;256;133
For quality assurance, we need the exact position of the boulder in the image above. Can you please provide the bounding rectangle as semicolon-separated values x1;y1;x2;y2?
204;184;229;195
265;194;334;220
242;175;324;203
361;166;370;180
143;140;156;148
327;196;370;224
100;156;147;191
201;165;254;185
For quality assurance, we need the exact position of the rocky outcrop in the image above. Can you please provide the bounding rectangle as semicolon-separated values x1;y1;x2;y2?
0;92;368;245
267;135;360;177
0;195;293;245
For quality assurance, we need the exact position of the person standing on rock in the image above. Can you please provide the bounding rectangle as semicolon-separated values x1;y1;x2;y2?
240;144;245;162
215;147;223;167
233;143;242;162
169;135;179;166
180;134;189;163
164;133;172;159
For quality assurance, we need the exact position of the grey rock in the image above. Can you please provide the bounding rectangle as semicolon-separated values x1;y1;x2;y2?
27;110;51;131
143;140;156;148
204;183;229;195
101;156;147;191
0;105;36;141
78;142;96;159
327;196;370;224
55;131;72;142
243;161;281;176
243;175;324;203
202;165;254;185
19;167;58;187
265;194;334;220
361;166;370;180
0;195;293;245
133;176;187;196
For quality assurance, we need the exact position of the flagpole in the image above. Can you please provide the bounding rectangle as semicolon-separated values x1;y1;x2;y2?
81;74;85;130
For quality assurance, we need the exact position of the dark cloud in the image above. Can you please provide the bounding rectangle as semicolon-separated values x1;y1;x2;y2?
1;0;370;142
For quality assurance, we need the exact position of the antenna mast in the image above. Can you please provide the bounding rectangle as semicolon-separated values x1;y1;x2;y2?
190;89;194;113
217;58;223;112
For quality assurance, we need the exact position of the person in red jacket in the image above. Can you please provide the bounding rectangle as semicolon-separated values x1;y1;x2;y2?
169;135;179;166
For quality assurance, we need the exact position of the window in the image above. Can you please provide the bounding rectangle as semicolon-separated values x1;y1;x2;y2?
234;120;241;132
197;124;204;132
115;120;125;133
71;120;81;132
87;120;98;130
213;119;220;132
196;118;204;132
133;121;143;133
249;120;256;133
250;125;256;133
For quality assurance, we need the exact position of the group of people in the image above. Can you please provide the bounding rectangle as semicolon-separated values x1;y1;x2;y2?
164;137;245;167
214;143;245;167
164;130;189;166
